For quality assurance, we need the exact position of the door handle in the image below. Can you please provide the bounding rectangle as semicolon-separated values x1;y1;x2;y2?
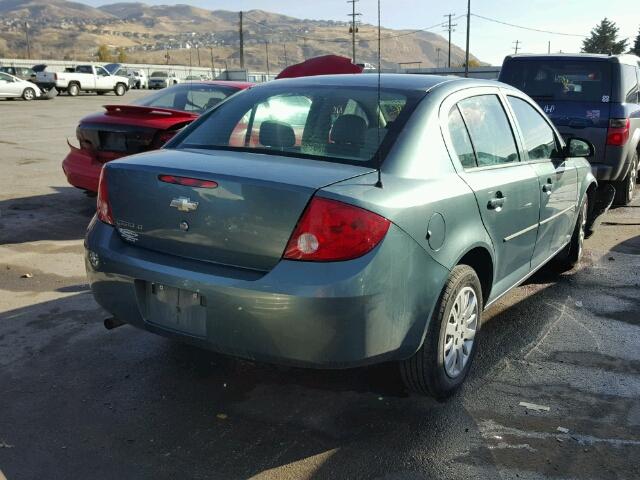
487;194;505;210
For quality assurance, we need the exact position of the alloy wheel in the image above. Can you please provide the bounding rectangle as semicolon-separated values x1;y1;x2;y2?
444;286;478;378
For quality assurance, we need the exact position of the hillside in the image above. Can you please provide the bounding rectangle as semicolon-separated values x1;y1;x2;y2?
0;0;481;71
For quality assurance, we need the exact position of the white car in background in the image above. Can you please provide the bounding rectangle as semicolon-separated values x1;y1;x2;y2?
148;71;180;89
128;69;148;89
0;71;41;101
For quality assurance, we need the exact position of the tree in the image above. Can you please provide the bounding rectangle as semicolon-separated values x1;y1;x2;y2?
631;27;640;56
116;47;127;63
96;44;112;62
582;18;628;54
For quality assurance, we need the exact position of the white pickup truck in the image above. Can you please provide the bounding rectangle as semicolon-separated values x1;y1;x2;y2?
36;64;130;96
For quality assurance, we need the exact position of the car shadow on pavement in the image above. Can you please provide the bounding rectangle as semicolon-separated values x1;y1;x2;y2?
0;186;95;244
0;265;584;480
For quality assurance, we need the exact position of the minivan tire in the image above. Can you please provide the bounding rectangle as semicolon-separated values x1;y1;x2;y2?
614;152;638;206
400;265;482;399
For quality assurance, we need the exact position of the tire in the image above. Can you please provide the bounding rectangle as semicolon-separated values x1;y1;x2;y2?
67;83;80;96
555;196;588;271
400;265;482;399
114;83;126;96
22;87;36;101
614;152;638;206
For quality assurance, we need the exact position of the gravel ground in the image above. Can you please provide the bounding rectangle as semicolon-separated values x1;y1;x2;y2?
0;92;639;480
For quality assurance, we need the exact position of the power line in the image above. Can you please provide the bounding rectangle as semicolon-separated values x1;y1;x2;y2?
472;13;587;38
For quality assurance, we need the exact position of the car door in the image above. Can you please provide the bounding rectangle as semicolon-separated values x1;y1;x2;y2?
505;93;578;268
0;72;12;97
95;67;111;90
443;89;541;298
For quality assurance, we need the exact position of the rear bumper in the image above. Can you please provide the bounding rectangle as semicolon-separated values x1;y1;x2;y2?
85;219;448;368
36;82;57;91
62;147;122;192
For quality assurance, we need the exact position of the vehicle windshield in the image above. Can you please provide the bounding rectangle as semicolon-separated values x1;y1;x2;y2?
175;84;421;166
132;83;240;113
501;59;613;103
151;71;168;78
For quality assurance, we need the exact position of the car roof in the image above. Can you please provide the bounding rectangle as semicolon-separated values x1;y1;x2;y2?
253;73;485;92
182;80;254;89
505;53;640;66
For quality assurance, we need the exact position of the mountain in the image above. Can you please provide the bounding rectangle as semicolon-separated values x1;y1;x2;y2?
0;0;482;71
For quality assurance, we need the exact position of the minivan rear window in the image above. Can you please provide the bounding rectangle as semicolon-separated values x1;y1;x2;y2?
501;60;612;103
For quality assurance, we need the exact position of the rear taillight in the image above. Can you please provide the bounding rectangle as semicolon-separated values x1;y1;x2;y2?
154;129;178;147
606;118;630;146
97;168;114;225
283;197;390;262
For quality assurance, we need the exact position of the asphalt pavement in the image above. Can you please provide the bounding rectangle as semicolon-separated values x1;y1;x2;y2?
0;92;639;480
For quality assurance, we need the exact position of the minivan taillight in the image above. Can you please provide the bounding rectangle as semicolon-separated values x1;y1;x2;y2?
97;168;114;225
606;118;630;146
283;197;390;262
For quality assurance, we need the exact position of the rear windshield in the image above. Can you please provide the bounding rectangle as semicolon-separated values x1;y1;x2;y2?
132;83;239;113
501;59;612;103
151;71;167;78
174;85;422;167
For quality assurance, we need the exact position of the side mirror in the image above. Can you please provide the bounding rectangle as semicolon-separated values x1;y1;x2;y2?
564;137;594;158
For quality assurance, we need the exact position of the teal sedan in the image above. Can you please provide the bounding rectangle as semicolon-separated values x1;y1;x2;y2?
85;74;597;399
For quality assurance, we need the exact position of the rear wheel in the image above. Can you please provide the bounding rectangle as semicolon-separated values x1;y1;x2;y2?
614;152;638;206
67;83;80;96
400;265;482;399
555;196;588;271
22;87;36;101
114;83;126;96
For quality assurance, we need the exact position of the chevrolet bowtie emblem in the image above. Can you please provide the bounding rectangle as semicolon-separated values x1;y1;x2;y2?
170;197;199;212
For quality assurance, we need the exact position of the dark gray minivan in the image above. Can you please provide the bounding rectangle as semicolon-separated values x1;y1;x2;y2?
499;54;640;205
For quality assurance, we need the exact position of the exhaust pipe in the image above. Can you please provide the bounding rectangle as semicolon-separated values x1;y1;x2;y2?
104;317;126;330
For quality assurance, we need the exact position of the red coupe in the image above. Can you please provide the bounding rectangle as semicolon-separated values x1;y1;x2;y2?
63;81;253;193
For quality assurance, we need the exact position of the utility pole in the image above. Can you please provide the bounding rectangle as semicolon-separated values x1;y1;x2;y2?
303;37;307;60
464;0;471;78
512;40;521;54
283;43;288;67
209;46;215;78
265;41;270;76
436;47;441;68
347;0;361;64
443;13;456;68
239;11;245;70
196;45;201;66
165;48;170;65
24;21;31;60
547;40;551;54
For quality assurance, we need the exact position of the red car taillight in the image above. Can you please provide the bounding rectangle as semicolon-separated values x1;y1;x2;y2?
97;168;114;225
283;197;390;262
606;118;630;146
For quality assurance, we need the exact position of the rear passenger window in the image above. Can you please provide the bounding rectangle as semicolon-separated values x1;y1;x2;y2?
458;95;520;167
447;106;477;168
507;96;559;160
621;65;639;104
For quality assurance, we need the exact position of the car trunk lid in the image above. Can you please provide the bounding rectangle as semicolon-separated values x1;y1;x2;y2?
106;149;375;271
76;106;196;160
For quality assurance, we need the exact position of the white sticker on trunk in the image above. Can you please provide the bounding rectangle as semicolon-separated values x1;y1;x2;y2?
602;95;610;103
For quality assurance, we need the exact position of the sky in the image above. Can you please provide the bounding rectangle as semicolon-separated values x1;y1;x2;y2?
85;0;640;65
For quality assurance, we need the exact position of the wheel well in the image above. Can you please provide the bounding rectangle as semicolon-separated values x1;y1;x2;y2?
68;81;80;89
459;248;493;306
